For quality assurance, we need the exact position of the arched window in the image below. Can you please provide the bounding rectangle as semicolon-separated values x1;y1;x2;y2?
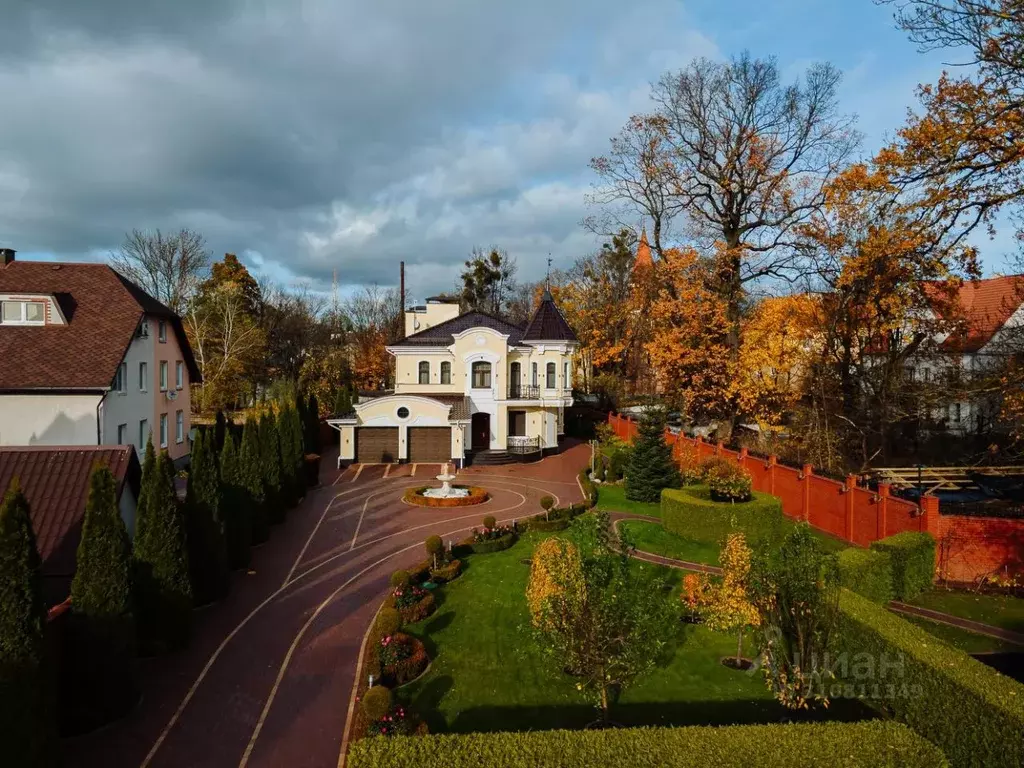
418;361;430;384
531;362;538;387
440;361;451;385
472;361;492;388
546;362;556;389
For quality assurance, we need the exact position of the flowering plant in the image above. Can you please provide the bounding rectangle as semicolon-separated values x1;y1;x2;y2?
379;633;414;669
391;585;428;609
370;704;409;736
472;524;515;543
702;458;753;501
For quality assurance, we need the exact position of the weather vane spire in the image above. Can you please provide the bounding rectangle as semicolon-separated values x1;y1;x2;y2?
546;255;552;291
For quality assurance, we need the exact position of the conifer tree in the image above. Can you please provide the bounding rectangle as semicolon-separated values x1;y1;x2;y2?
185;432;229;606
239;419;269;544
137;433;156;515
134;451;192;654
305;392;322;454
260;411;284;524
66;465;138;732
624;407;681;502
214;410;227;453
276;407;298;507
219;434;252;569
284;405;305;503
0;479;52;766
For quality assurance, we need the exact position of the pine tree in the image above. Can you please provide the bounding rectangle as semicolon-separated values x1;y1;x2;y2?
284;405;305;503
134;451;192;654
66;465;138;733
276;407;298;508
214;410;227;453
185;432;229;606
306;392;322;454
0;479;52;766
260;411;284;524
137;433;156;516
219;434;252;569
624;408;681;502
239;419;269;544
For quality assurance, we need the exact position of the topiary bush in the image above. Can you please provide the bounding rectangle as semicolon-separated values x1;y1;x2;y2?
701;457;753;502
837;548;894;604
540;496;555;512
360;685;392;721
424;535;444;568
376;607;402;637
483;515;496;529
837;588;1024;768
662;486;784;546
869;532;935;601
389;570;411;588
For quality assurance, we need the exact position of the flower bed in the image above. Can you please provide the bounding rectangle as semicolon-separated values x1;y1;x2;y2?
379;632;430;686
390;585;436;623
404;486;490;508
429;559;462;583
459;526;518;554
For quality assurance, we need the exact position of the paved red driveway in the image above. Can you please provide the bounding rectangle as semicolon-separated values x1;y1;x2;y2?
63;440;590;768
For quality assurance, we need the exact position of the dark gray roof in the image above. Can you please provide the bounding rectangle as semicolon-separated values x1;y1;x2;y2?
346;392;471;421
522;291;578;342
396;310;525;346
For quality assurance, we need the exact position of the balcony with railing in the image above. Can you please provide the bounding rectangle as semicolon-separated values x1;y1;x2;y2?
507;435;542;454
508;383;541;400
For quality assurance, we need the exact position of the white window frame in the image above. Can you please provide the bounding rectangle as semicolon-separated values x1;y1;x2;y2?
531;362;538;387
545;362;556;390
158;320;167;343
1;300;45;325
159;361;168;391
471;361;492;389
159;413;168;448
113;362;128;394
175;360;184;389
139;361;148;392
175;410;184;443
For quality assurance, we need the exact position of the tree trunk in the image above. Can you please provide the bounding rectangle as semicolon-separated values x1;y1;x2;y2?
599;683;610;725
736;631;743;665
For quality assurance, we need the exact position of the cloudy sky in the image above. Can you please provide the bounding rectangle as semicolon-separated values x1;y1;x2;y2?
0;0;1016;301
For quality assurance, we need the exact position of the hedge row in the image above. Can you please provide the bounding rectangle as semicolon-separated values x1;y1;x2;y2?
347;721;946;768
579;468;598;507
457;532;517;555
661;485;784;545
869;532;935;601
837;548;894;604
836;588;1024;768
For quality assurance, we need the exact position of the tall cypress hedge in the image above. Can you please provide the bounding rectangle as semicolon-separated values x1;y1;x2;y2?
0;479;53;767
305;392;322;454
185;432;229;606
260;411;284;524
624;408;681;502
219;434;252;569
280;405;305;506
134;450;192;655
240;419;269;544
64;465;138;734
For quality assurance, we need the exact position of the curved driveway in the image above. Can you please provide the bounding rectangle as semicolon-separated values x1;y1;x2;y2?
65;441;589;768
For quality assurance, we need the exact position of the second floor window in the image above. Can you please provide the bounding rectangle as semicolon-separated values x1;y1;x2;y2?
564;362;570;388
114;362;127;393
531;362;538;387
159;361;168;391
472;361;492;389
440;361;451;384
418;361;430;384
139;362;148;392
139;419;148;452
176;410;184;443
117;423;128;444
159;413;168;448
546;362;556;389
1;300;44;325
175;361;184;389
158;320;167;342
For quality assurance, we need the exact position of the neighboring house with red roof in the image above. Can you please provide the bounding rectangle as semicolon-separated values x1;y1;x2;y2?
0;445;140;607
328;291;578;467
0;248;201;465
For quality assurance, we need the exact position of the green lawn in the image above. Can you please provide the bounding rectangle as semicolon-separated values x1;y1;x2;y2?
900;613;1022;654
907;589;1024;634
595;483;661;518
402;526;869;734
620;520;720;565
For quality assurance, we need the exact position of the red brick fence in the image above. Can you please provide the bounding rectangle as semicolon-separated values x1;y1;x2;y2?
608;413;1024;584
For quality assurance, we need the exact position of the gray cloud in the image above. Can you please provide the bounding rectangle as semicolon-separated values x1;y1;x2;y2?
0;0;716;297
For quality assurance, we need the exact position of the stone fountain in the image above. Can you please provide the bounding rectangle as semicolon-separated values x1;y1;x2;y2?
422;462;469;499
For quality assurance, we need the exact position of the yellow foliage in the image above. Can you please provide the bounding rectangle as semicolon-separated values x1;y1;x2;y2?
704;533;760;633
526;538;585;629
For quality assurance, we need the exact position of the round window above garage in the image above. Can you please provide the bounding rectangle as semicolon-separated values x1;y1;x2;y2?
396;406;410;419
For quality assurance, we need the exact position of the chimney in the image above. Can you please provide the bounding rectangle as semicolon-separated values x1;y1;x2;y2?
0;248;14;267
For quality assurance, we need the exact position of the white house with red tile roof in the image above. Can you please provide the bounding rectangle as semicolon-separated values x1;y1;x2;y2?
0;248;201;464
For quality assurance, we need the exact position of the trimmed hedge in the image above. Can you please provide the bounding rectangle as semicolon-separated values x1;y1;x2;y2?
869;532;935;600
347;721;946;768
836;588;1024;768
662;485;784;546
837;548;894;604
526;518;570;533
392;592;436;624
429;559;462;583
579;468;598;507
459;531;517;554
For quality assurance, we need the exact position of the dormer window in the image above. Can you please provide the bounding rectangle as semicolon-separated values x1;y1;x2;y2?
1;300;44;325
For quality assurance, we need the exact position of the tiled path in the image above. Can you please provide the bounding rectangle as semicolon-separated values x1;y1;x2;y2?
63;440;591;768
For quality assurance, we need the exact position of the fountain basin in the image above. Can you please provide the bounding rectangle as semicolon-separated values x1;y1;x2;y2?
404;485;490;508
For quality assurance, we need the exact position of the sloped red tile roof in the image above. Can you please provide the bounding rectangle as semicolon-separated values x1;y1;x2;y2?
0;260;200;389
0;446;139;589
926;275;1024;352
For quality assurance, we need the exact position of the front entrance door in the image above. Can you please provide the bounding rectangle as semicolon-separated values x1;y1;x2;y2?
471;412;490;450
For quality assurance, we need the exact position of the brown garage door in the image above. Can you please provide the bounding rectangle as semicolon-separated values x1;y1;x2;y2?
355;427;399;463
408;427;450;463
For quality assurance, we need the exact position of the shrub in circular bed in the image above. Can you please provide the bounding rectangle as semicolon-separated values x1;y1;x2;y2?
701;457;753;502
461;524;518;554
379;632;430;686
429;558;462;583
483;515;496;529
403;486;490;507
376;606;402;636
389;569;410;588
360;685;392;721
391;585;436;623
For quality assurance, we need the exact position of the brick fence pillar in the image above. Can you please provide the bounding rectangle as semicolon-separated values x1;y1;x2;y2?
921;494;940;538
738;446;748;468
802;464;813;522
845;474;857;542
715;440;723;456
767;455;777;496
877;483;890;540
